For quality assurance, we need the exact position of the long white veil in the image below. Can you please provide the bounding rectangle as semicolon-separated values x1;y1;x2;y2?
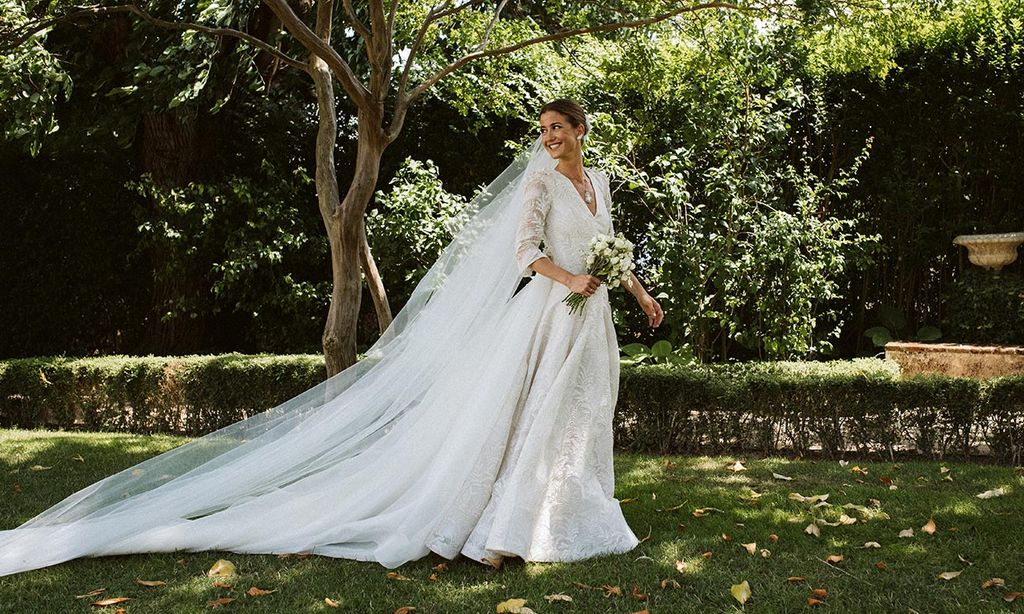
0;137;559;575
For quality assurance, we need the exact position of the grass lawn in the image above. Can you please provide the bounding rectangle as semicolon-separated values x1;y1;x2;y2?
1;428;1022;613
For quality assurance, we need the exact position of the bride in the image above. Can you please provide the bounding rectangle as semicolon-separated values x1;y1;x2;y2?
0;98;664;576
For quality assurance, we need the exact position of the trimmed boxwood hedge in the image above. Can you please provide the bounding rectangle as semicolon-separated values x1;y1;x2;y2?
1;355;1022;462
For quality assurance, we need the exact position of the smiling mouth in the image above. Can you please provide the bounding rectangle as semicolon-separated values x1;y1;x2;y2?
547;142;563;151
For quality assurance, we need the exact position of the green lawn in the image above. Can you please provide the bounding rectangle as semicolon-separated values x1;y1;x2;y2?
1;428;1022;613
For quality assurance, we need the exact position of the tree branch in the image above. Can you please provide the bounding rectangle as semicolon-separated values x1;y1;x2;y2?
473;0;509;53
1;3;308;72
405;1;747;104
263;0;372;107
341;0;372;42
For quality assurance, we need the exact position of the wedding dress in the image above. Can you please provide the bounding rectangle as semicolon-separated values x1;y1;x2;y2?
0;138;638;576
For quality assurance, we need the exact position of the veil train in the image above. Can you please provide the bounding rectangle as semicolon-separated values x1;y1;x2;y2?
0;137;560;575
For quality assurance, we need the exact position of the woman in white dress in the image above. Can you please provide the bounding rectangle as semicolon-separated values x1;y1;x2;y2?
0;99;663;576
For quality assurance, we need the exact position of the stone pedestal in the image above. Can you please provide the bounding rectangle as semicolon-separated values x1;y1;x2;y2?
886;341;1024;378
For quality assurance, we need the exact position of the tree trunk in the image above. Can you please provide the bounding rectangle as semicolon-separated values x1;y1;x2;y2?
360;227;393;334
311;54;388;376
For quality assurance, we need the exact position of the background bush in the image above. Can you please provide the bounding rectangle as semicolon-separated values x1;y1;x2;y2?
3;354;1022;463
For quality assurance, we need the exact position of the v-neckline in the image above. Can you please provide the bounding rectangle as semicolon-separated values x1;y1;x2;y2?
553;168;599;218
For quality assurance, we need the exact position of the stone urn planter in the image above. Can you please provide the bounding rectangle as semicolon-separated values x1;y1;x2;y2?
952;232;1024;271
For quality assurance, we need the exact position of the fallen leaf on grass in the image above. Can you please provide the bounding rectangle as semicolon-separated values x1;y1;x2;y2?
859;542;882;549
432;562;448;572
741;542;757;555
761;549;772;558
656;501;688;512
702;551;713;558
394;608;417;614
851;466;868;475
811;588;828;599
692;507;723;517
135;579;166;587
805;523;821;538
922;519;937;535
207;559;236;577
875;561;887;570
495;598;528;612
211;582;233;589
786;576;807;583
208;597;234;608
91;597;130;608
660;579;681;589
246;587;275;597
807;597;825;606
29;465;51;471
631;585;648;601
620;498;638;504
603;585;623;598
977;488;1007;499
638;525;652;544
428;573;438;582
386;572;412;581
543;594;573;603
982;578;1005;589
728;461;747;472
769;533;779;543
958;554;974;566
898;529;914;538
789;493;829;505
826;554;844;565
324;597;341;608
937;571;961;580
772;472;794;481
1005;592;1023;602
731;580;751;605
72;454;85;462
721;533;732;542
76;588;107;599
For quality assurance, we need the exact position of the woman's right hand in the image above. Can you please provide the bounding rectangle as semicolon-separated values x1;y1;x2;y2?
567;274;601;296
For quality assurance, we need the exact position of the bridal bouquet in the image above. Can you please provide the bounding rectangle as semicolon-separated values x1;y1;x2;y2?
563;232;636;315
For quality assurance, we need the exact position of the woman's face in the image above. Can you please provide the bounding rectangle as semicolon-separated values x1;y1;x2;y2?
539;110;584;161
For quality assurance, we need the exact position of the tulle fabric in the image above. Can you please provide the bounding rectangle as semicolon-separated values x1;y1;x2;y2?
0;138;638;576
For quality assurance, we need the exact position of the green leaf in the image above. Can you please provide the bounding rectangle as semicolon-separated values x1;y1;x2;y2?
915;326;942;342
651;340;673;357
620;343;650;357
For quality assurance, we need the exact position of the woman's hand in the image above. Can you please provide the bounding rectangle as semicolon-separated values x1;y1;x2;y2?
567;274;601;297
638;293;664;328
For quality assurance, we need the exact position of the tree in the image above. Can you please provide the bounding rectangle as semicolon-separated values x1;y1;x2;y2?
6;0;753;375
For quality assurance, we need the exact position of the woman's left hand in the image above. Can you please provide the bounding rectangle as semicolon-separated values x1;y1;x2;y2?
638;293;664;328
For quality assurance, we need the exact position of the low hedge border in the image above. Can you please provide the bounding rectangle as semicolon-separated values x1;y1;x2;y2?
1;355;1022;462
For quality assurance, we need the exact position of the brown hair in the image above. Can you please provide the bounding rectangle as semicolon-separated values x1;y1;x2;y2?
538;99;588;141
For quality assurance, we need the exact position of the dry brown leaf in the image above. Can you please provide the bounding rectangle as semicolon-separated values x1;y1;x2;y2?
603;585;623;598
324;597;341;608
860;542;882;549
91;597;131;607
760;549;772;558
826;554;844;565
207;559;236;577
29;465;51;471
976;488;1007;499
898;528;914;538
958;554;974;566
922;519;937;535
428;573;438;582
741;542;757;555
937;570;961;580
675;560;688;573
632;610;650;614
769;533;779;543
76;588;107;599
730;580;751;605
495;598;528;612
212;582;233;589
721;533;733;542
660;579;681;590
134;579;166;587
981;578;1005;589
851;466;868;475
631;585;648;601
728;461;747;472
804;523;821;538
868;498;882;508
620;497;638;504
543;594;573;603
1004;592;1023;603
786;576;807;583
692;507;723;517
656;501;688;512
394;608;417;614
875;561;887;570
772;472;794;481
386;572;412;581
807;598;825;607
702;551;713;558
208;597;234;608
432;562;448;572
72;454;85;462
811;588;828;599
246;587;275;597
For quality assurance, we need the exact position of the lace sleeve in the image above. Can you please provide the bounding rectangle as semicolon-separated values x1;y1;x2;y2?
513;171;552;277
